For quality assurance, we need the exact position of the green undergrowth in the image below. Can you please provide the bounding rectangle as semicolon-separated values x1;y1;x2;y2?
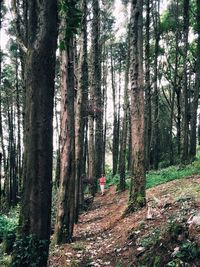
146;158;200;189
106;157;200;191
0;206;19;266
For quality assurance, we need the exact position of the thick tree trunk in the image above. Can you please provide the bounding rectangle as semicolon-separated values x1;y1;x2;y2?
13;1;57;266
128;0;146;212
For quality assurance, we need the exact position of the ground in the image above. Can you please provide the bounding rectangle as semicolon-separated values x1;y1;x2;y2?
49;175;200;267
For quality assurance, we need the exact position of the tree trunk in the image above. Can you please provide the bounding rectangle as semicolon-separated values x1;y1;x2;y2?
128;0;146;212
12;1;57;266
54;36;75;244
144;0;151;170
93;0;103;187
151;0;160;170
182;0;190;163
102;45;108;175
118;28;130;192
111;45;119;177
75;0;88;223
189;0;200;160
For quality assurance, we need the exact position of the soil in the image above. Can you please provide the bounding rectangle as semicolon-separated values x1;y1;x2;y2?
49;175;200;267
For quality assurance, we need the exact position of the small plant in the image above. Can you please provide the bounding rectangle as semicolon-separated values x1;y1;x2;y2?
139;228;161;249
11;235;49;267
71;241;85;251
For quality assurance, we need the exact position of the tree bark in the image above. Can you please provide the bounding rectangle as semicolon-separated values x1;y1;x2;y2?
75;0;88;223
144;0;151;170
182;0;190;163
54;36;75;244
189;0;200;160
13;1;57;266
118;28;130;192
128;0;146;212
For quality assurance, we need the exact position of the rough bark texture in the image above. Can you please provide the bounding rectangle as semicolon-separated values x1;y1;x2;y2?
54;37;75;244
93;0;103;187
189;0;200;160
118;30;130;192
75;0;88;222
128;0;146;212
151;0;160;170
15;1;57;266
144;0;151;170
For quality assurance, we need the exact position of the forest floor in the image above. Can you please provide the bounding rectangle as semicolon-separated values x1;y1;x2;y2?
49;175;200;267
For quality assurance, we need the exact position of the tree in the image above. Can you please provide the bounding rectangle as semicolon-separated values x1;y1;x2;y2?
54;0;80;244
189;0;200;160
182;0;190;163
127;0;146;212
11;0;57;266
74;0;89;222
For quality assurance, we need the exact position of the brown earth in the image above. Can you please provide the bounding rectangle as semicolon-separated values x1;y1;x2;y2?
49;175;200;267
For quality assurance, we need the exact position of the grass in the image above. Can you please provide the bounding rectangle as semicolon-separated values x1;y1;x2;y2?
146;159;200;189
105;156;200;191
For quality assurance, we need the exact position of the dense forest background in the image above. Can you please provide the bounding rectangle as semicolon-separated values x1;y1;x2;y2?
0;0;200;266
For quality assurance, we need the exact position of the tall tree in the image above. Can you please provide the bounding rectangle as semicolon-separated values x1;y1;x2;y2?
144;0;151;170
93;0;103;186
189;0;200;160
118;30;130;192
12;0;57;266
54;0;78;243
127;0;146;212
182;0;190;163
151;0;160;169
75;0;89;222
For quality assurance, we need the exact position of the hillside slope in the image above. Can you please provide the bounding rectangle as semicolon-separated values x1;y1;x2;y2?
49;175;200;267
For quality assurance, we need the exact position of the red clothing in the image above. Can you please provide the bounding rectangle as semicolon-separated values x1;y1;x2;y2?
99;177;106;185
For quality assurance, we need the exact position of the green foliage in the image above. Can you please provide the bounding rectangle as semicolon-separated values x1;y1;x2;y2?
146;158;200;189
0;207;19;250
11;235;49;267
167;242;200;265
71;241;85;251
59;0;82;48
160;10;177;33
139;228;161;249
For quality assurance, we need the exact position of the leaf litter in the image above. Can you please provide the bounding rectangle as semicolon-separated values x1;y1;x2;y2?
49;175;200;267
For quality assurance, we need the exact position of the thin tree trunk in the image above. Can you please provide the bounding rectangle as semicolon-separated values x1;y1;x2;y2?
75;0;88;223
93;0;103;188
189;0;200;160
144;0;151;170
54;37;75;244
182;0;190;163
118;28;130;192
151;0;160;170
111;45;119;177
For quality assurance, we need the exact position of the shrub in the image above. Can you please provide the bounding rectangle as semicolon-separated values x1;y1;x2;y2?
11;235;49;267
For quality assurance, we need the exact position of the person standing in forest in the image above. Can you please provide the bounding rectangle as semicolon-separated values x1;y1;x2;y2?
99;174;106;195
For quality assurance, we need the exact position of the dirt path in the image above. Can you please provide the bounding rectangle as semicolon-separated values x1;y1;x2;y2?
49;175;200;267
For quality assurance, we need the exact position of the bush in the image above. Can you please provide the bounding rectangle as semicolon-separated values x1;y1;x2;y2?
0;207;19;254
11;235;49;267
